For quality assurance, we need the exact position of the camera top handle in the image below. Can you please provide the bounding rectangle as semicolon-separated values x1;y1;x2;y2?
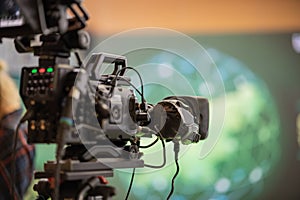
85;53;127;80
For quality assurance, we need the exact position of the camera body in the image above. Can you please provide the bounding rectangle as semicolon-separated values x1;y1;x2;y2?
19;53;149;146
94;76;141;139
20;52;209;147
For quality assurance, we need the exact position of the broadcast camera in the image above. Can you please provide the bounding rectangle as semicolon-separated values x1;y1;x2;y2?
0;0;209;199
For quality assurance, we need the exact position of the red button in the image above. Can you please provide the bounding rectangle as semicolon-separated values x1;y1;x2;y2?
39;68;46;73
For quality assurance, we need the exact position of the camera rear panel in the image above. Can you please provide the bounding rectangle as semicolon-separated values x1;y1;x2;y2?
20;65;75;143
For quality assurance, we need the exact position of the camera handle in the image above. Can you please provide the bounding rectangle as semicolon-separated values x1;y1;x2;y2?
85;52;127;80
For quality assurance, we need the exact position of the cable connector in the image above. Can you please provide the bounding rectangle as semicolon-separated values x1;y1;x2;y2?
173;140;180;160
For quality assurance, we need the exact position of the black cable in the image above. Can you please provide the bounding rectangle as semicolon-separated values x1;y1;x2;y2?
54;94;74;200
54;87;81;200
166;159;179;200
144;131;166;169
166;142;180;200
118;77;143;99
125;168;136;200
110;67;145;103
138;138;159;149
75;51;83;67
